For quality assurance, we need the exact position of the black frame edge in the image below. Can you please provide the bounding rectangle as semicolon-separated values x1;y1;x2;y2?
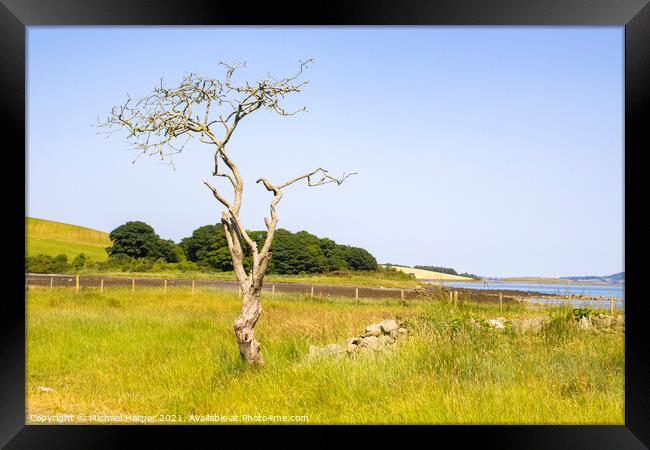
2;0;648;448
624;1;650;447
0;0;648;25
0;1;26;448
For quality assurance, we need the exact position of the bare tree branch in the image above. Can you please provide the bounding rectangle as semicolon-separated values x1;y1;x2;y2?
99;59;355;366
255;168;356;261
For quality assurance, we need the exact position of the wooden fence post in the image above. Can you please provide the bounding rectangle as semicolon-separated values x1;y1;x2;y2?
49;276;53;292
453;291;458;307
311;286;314;298
100;278;104;295
192;280;195;295
164;279;167;294
400;289;405;303
75;274;79;293
355;287;359;304
610;297;614;315
132;277;135;293
449;291;453;304
272;284;275;297
499;292;503;312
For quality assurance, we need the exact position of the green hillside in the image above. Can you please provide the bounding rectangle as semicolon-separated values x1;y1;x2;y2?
26;217;111;261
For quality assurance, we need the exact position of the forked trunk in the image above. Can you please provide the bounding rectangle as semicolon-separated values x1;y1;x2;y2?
234;288;264;365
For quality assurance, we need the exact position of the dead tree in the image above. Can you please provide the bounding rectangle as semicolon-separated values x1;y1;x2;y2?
98;60;355;365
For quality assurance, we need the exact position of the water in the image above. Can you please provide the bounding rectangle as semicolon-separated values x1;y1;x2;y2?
428;280;625;310
431;281;624;297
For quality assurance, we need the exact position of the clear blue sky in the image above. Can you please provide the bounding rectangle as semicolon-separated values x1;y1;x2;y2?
27;26;624;278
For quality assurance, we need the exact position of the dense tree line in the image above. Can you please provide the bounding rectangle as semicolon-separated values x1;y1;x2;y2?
414;265;481;280
180;224;377;274
26;221;378;275
459;273;481;280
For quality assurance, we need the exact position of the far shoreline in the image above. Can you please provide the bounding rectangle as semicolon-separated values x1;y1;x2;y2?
430;278;623;286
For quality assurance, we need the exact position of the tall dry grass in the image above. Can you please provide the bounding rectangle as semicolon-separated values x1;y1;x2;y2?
26;287;623;424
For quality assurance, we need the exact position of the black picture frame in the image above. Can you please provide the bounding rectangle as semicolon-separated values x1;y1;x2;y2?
2;0;647;448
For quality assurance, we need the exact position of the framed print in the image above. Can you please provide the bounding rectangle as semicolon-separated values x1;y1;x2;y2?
2;0;648;448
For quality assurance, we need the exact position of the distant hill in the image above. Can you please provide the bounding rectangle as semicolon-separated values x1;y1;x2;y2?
606;272;625;282
26;217;111;261
560;272;625;284
385;265;474;281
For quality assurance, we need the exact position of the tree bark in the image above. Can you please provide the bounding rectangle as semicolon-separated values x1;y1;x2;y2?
233;288;264;365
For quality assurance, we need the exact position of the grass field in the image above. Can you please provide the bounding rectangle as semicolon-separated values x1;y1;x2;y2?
26;287;624;424
26;217;111;261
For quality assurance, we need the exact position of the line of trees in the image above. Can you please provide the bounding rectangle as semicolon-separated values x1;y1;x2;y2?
414;265;481;280
179;224;378;273
26;220;378;275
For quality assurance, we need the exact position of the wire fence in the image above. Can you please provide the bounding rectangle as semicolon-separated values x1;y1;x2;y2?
25;273;417;301
24;273;625;311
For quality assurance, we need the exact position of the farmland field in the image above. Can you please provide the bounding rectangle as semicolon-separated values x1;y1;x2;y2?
26;217;111;261
26;286;624;424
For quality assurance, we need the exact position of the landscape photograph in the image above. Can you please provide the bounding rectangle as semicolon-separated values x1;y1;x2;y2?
25;26;624;425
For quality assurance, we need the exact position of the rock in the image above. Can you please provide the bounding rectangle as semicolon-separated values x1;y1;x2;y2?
487;319;505;330
358;335;380;350
576;316;592;330
377;335;395;346
354;346;374;355
364;324;382;337
308;318;408;359
37;386;54;393
346;337;361;353
379;319;399;334
347;337;361;346
591;315;613;329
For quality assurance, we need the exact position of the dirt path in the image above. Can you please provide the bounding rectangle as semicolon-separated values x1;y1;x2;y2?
26;273;422;300
25;273;544;303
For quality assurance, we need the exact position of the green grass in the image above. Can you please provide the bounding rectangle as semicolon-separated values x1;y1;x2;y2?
26;217;111;261
26;287;623;424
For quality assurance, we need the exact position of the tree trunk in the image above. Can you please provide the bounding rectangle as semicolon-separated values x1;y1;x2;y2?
233;288;264;365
